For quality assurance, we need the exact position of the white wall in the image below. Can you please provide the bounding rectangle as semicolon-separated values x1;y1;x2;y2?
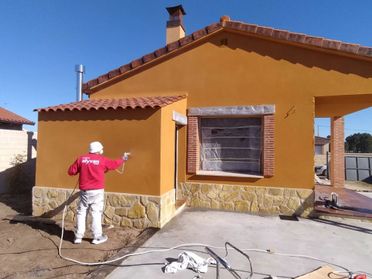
0;129;37;193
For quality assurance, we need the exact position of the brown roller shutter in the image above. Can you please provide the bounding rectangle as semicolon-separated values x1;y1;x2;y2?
263;114;275;177
187;116;200;173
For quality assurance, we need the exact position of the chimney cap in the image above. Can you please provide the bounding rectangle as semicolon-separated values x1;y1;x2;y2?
166;5;186;16
220;15;231;23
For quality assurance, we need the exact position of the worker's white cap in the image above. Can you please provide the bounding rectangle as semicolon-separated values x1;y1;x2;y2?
89;141;103;153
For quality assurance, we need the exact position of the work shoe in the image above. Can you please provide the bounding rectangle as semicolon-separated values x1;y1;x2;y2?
92;235;108;245
74;237;82;244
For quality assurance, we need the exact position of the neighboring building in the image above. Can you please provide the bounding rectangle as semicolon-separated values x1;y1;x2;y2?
314;136;330;166
0;107;34;130
315;136;330;155
34;6;372;228
0;107;35;193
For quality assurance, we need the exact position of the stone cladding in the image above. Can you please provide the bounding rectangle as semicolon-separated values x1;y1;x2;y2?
32;186;176;229
178;183;314;217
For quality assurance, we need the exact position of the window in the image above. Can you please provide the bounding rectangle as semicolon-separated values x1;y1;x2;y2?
200;117;262;175
315;145;323;155
187;105;275;178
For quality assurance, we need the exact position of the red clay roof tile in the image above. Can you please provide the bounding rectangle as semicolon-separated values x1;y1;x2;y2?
83;19;372;95
98;74;109;84
287;32;306;43
131;58;143;69
119;64;131;74
179;34;194;46
167;41;180;52
192;28;208;40
108;68;121;79
206;23;221;33
0;107;34;125
154;47;168;57
322;40;341;50
143;53;156;63
272;30;289;40
315;136;330;145
339;43;359;53
35;95;186;112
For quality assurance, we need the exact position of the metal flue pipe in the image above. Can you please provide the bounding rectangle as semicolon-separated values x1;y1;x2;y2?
75;64;85;101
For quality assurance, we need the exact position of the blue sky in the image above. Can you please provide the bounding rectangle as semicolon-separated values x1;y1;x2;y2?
1;0;371;137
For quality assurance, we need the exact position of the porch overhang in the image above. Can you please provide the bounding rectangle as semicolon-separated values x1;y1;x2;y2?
315;93;372;188
315;94;372;117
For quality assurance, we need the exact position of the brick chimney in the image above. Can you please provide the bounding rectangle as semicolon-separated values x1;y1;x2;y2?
166;5;186;44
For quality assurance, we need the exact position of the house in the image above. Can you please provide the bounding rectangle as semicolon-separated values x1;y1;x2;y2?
314;136;330;166
0;107;34;130
33;6;372;228
0;107;35;193
315;136;330;156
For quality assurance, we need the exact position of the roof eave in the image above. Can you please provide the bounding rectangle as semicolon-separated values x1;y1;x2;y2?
83;23;223;95
83;20;372;95
0;119;35;126
222;21;372;63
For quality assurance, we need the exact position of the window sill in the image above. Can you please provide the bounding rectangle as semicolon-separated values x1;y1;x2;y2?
196;170;264;179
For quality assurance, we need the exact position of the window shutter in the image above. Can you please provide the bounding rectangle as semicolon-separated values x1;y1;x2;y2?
263;114;274;177
187;116;200;173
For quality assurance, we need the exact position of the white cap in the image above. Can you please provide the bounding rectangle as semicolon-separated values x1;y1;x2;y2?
89;141;103;153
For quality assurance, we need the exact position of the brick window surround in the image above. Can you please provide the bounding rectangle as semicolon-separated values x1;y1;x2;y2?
187;105;275;177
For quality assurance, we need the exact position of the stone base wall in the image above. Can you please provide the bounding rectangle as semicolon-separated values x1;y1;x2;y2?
160;189;176;226
178;183;314;217
32;186;176;229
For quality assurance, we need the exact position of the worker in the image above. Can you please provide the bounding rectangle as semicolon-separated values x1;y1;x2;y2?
68;141;128;244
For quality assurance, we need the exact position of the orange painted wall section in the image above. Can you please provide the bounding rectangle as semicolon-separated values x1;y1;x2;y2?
36;109;163;195
91;31;372;190
159;99;187;195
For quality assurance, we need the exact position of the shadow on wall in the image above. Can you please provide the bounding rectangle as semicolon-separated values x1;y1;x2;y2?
40;191;80;218
38;108;158;122
0;158;36;216
209;32;372;78
0;131;37;194
0;158;36;194
361;176;372;184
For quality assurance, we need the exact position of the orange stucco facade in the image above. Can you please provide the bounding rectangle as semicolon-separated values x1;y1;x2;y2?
36;99;186;195
36;30;372;195
90;31;372;190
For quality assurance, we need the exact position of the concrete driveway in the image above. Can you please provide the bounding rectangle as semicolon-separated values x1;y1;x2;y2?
107;209;372;279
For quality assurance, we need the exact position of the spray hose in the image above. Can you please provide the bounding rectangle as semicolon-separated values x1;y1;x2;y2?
57;196;365;279
115;163;125;174
115;152;130;174
56;161;367;278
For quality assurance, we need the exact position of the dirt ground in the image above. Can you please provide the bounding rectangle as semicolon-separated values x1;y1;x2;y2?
0;193;151;279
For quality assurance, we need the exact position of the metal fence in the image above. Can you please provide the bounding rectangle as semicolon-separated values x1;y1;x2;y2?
324;153;372;182
344;154;372;182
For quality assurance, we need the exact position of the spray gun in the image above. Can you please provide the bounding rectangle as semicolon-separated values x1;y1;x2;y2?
115;152;131;174
123;152;131;161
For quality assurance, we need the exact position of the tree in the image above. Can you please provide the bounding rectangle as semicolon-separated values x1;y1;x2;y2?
345;133;372;153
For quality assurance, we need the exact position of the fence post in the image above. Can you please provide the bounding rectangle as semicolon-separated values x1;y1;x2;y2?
326;151;329;179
